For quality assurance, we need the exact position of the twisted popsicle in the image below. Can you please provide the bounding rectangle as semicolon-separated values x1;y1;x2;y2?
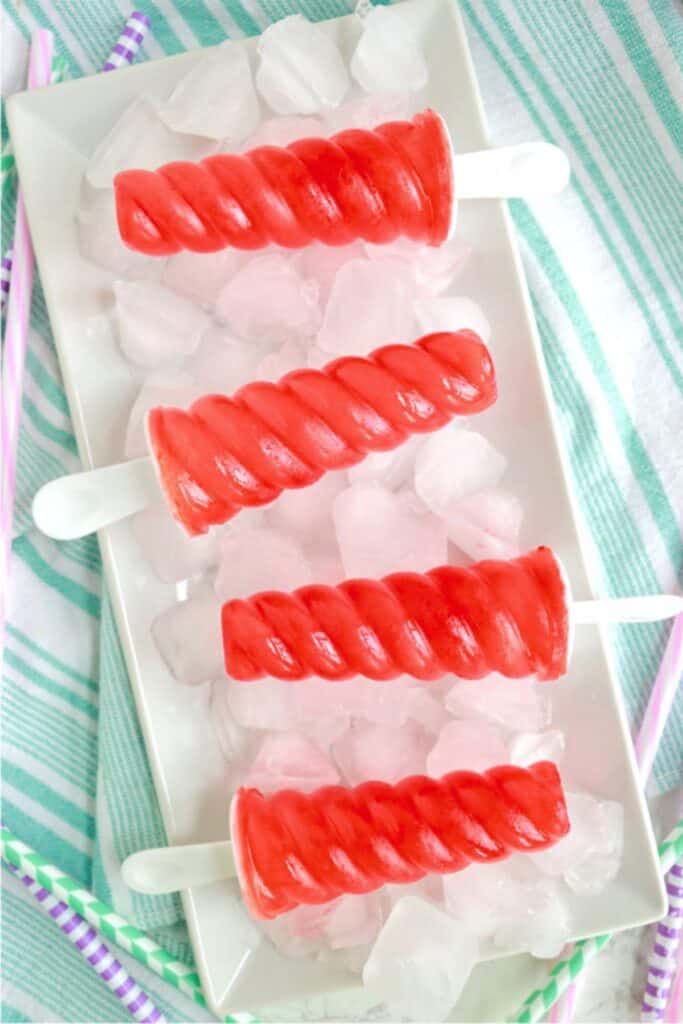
231;761;569;919
148;329;496;536
115;109;454;255
222;545;569;682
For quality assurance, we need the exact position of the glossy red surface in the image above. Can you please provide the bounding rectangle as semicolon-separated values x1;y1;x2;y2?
232;761;570;919
222;547;569;682
114;110;454;255
148;329;496;536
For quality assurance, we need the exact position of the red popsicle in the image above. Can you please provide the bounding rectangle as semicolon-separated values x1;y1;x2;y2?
222;546;570;683
147;329;496;536
115;110;454;255
231;761;570;919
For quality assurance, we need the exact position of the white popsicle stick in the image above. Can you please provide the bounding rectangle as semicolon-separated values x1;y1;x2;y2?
453;142;570;198
573;594;683;625
122;840;236;895
32;456;158;540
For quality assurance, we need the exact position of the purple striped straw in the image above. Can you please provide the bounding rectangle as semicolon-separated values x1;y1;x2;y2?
1;247;12;313
549;613;683;1024
102;11;150;71
664;916;683;1022
6;862;165;1022
641;859;683;1019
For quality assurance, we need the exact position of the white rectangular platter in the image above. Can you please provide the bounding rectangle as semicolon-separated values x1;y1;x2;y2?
8;0;666;1018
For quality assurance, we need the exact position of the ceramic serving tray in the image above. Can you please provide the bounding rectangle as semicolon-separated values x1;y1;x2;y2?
7;0;665;1017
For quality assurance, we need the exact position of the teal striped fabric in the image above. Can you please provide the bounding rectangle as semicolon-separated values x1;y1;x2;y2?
2;1;681;1019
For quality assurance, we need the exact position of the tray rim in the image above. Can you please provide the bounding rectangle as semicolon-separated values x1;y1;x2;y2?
7;0;666;1016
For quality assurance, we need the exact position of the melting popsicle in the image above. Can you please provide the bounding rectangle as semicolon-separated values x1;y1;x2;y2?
222;546;570;683
148;329;496;536
121;761;570;919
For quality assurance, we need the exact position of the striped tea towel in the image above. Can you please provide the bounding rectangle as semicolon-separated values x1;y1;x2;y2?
1;1;682;1020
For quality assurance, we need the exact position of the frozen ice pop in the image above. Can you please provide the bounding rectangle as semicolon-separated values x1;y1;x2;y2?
148;329;496;536
121;761;570;919
222;546;570;683
115;110;454;255
231;761;570;918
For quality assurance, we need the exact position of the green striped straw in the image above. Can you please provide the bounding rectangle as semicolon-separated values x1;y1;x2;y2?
509;817;683;1023
0;823;248;1020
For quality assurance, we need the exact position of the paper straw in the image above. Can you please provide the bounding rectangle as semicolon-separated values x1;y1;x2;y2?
635;615;683;784
1;248;12;313
6;861;166;1022
102;11;150;71
641;860;683;1020
508;818;683;1023
663;917;683;1022
1;29;54;655
0;824;216;1014
1;139;15;186
548;613;683;1022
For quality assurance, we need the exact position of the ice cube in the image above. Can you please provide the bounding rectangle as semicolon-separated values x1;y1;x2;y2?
162;249;243;308
256;15;349;115
445;488;523;562
241;114;324;150
225;677;297;731
324;893;384;950
243;731;339;794
292;676;415;729
363;896;477;1022
160;42;259;142
415;296;492;343
564;799;623;894
305;552;345;586
306;344;330;370
509;729;565;768
124;371;202;459
263;911;322;958
85;96;215;190
494;877;571;959
333;485;447;578
266;471;347;549
78;186;159;277
152;595;223;685
298;713;350;752
296;241;365;305
255;339;306;382
188;326;266;395
348;435;424;491
214;527;313;601
317;257;417;356
113;280;211;369
384;873;444;910
215;253;321;343
414;426;507;516
531;792;624;895
406;688;449;735
332;720;431;786
444;857;570;958
324;92;415;134
426;719;508;777
365;236;472;297
351;7;428;95
444;860;520;938
268;892;383;956
131;502;220;583
445;675;552;731
210;681;252;763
